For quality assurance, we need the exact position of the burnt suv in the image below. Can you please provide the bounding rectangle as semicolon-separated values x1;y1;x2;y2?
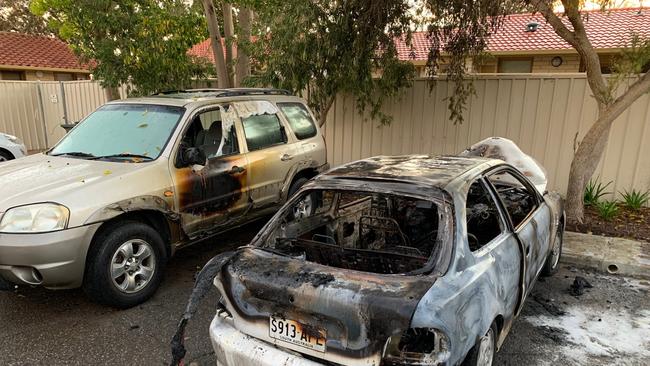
0;88;328;308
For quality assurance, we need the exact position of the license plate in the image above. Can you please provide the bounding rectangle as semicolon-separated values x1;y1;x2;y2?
269;316;326;352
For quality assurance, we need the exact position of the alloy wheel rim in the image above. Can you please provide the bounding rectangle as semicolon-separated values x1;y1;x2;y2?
477;328;495;366
293;195;313;219
110;239;156;294
0;156;7;162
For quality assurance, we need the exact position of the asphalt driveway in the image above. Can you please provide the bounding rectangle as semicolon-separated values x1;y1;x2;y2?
1;221;649;366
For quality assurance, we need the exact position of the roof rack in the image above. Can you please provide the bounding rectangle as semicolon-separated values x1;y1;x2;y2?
153;88;293;98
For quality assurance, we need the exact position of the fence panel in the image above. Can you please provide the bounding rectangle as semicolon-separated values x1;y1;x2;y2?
324;75;650;197
2;75;649;198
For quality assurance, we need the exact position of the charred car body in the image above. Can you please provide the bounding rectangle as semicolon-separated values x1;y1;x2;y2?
193;139;564;366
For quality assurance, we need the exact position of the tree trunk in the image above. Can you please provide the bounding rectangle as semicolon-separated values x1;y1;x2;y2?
564;71;650;223
201;0;230;88
565;112;612;223
222;3;235;86
318;96;335;127
235;7;252;87
104;86;120;101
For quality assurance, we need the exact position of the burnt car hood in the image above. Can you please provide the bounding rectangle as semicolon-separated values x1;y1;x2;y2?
216;248;437;364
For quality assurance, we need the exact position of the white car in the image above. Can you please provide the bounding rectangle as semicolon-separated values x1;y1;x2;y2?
0;133;27;162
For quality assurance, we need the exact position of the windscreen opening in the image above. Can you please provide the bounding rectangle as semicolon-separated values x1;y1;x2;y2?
260;190;445;274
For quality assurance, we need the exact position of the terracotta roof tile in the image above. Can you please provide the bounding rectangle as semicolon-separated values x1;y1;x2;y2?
0;32;89;71
190;8;650;63
396;8;650;61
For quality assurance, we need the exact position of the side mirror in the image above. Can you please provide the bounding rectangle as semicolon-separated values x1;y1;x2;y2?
180;147;206;167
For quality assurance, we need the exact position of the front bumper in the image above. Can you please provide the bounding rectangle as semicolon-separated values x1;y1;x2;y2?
210;312;324;366
0;224;100;289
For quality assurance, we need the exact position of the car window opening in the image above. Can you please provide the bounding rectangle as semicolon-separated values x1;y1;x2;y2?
466;180;503;251
487;171;538;228
261;190;444;274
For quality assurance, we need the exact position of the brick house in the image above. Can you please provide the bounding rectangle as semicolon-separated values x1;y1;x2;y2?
397;7;650;75
0;32;91;81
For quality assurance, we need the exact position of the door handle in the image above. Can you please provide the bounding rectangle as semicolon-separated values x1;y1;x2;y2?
229;165;246;174
281;153;293;161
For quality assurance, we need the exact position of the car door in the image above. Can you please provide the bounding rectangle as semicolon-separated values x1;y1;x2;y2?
464;177;524;318
170;104;251;237
486;167;550;297
238;101;300;208
276;102;321;164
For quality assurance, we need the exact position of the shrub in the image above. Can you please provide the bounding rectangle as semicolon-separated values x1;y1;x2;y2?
595;200;619;221
584;179;612;206
619;189;650;211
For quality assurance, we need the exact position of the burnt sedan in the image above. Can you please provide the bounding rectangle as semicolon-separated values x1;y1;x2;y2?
171;141;564;366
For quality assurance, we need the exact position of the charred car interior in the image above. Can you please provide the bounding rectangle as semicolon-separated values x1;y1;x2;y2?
263;190;445;274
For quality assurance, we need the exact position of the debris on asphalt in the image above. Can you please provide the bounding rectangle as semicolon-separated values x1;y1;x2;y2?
531;293;566;316
535;325;570;344
569;276;593;296
170;251;238;366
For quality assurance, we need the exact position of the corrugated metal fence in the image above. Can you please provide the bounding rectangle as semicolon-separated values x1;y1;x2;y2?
323;74;650;197
0;80;126;151
1;76;649;197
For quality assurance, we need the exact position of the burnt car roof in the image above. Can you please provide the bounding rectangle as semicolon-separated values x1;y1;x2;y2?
318;155;496;189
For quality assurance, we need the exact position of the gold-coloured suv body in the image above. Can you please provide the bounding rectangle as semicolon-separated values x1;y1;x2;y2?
0;89;328;290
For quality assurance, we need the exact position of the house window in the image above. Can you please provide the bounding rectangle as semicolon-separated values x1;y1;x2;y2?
1;70;26;80
54;73;74;81
497;58;533;73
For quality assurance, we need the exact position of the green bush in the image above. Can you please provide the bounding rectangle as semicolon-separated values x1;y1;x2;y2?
595;200;619;221
584;179;612;206
619;189;650;211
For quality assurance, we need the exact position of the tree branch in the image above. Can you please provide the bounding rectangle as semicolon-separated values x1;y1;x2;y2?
599;72;650;126
529;0;578;47
531;0;610;107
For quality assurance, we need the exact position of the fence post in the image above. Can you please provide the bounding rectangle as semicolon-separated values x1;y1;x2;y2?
59;81;68;125
36;82;49;148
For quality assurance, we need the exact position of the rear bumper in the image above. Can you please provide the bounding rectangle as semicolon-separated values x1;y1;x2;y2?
210;312;324;366
0;224;100;289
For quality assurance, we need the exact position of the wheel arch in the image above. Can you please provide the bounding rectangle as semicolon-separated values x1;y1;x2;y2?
0;147;15;160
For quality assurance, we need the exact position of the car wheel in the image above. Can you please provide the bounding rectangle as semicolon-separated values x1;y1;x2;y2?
83;221;166;308
0;150;14;162
288;177;320;219
463;324;497;366
541;225;563;277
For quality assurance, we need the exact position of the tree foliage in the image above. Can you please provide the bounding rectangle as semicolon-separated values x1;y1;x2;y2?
425;0;522;124
243;0;417;125
31;0;211;96
424;0;650;222
0;0;51;35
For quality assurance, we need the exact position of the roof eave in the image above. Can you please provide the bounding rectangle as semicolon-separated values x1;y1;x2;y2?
0;64;91;74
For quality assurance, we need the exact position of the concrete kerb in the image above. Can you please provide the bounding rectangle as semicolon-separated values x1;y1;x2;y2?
562;231;650;280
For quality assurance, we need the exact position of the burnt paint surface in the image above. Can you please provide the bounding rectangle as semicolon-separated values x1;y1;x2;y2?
217;248;436;363
324;155;485;188
174;155;249;235
203;155;563;366
410;169;562;365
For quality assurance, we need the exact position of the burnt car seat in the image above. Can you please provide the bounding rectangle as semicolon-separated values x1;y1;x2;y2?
199;121;223;158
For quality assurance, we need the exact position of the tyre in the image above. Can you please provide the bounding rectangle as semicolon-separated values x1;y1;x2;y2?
83;221;166;308
463;323;497;366
0;150;14;162
541;224;563;277
288;177;309;198
288;177;318;219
